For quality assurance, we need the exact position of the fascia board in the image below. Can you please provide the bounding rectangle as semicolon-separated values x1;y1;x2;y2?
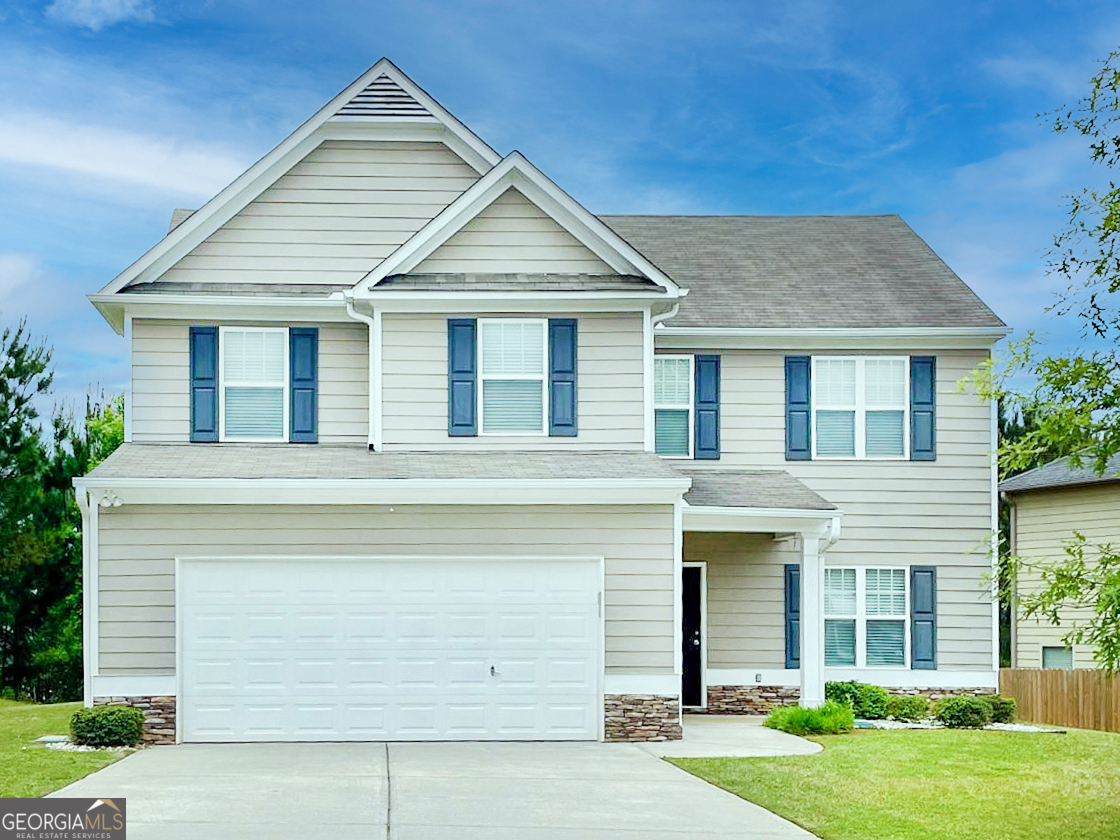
682;504;841;535
72;477;692;506
97;60;500;298
656;326;1011;351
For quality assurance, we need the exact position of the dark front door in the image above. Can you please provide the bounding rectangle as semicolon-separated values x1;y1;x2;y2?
682;566;703;707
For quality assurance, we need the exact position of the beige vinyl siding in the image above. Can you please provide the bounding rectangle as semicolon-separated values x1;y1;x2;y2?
1013;484;1120;668
131;319;367;443
382;312;644;450
675;346;995;670
159;140;478;286
687;532;797;669
412;187;613;274
96;504;674;675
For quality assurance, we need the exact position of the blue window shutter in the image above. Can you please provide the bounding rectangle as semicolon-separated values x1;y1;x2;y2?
911;566;937;669
785;564;801;669
189;326;218;442
289;327;318;443
694;354;720;459
785;356;811;460
910;356;936;460
548;318;578;436
448;319;477;436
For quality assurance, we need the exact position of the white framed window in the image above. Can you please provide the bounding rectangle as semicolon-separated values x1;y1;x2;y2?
824;566;909;668
812;356;909;459
1041;645;1073;670
219;326;289;442
654;355;692;458
478;319;547;435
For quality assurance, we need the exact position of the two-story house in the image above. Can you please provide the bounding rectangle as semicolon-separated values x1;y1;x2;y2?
75;60;1007;744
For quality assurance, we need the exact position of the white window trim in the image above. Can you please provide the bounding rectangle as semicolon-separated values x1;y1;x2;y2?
811;355;910;460
824;566;910;669
654;354;693;459
477;317;549;437
218;325;290;443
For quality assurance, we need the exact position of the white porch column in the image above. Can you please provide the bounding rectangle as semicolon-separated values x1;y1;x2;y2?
799;535;826;707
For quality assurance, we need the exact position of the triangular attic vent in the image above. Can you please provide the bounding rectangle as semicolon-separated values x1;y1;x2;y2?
335;74;432;118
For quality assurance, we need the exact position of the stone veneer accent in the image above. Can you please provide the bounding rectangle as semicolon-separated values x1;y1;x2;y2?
94;696;176;745
604;694;683;741
698;684;996;714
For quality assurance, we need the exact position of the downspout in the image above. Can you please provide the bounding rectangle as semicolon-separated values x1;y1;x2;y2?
651;302;680;328
343;293;380;451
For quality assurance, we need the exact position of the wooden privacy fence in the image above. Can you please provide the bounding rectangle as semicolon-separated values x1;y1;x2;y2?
999;668;1120;733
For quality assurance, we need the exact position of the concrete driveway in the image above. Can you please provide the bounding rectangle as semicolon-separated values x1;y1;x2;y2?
53;730;817;839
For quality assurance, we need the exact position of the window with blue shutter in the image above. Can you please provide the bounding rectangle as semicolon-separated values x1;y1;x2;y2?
448;319;477;436
289;327;318;443
911;566;937;670
694;355;720;459
189;326;218;442
910;356;936;460
785;564;800;669
785;356;811;460
548;319;577;436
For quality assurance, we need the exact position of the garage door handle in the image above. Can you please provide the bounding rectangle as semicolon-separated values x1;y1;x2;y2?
490;665;499;677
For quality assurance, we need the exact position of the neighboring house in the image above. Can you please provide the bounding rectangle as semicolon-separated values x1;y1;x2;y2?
1001;454;1120;670
74;59;1007;745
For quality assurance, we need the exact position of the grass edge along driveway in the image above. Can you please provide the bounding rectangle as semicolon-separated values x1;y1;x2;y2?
670;727;1120;840
0;699;130;798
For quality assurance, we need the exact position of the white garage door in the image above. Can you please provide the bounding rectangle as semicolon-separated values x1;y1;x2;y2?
179;557;601;742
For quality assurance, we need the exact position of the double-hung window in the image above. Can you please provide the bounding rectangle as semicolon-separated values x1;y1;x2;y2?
813;356;908;459
654;356;692;457
824;567;908;667
220;326;288;442
479;319;547;434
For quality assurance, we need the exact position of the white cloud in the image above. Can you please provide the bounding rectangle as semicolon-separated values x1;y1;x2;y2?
0;252;38;300
46;0;154;31
0;111;247;198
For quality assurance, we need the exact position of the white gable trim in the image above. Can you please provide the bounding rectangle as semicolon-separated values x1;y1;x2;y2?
353;152;684;297
97;59;500;296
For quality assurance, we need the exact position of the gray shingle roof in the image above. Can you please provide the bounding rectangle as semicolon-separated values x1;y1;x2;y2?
680;469;836;511
376;274;662;292
84;444;687;482
122;282;348;296
599;214;1005;329
999;453;1120;494
167;208;194;234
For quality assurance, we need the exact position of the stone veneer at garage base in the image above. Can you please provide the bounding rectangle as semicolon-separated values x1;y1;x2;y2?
697;684;997;714
604;694;683;741
95;695;685;744
93;696;176;745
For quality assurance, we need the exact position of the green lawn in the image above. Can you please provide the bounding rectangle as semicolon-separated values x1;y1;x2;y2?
0;699;129;797
671;728;1120;840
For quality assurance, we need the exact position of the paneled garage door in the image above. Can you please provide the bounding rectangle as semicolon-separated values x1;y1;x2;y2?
179;556;602;742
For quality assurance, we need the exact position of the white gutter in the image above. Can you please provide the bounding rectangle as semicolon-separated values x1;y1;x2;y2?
656;326;1011;338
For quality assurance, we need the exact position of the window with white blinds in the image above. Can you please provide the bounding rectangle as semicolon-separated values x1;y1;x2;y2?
479;319;547;434
1042;645;1073;670
812;357;909;459
824;566;909;668
654;356;692;457
220;327;288;441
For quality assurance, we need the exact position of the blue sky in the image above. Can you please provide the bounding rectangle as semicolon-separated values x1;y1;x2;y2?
0;0;1115;411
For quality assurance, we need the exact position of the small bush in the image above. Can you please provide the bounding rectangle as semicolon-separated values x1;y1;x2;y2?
825;681;890;719
70;705;144;747
934;695;992;729
765;700;855;736
982;694;1017;723
886;694;930;722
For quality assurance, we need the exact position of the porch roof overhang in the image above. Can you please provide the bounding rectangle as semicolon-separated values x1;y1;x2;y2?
679;469;842;541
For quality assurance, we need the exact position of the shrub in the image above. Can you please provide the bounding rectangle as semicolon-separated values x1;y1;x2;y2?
934;695;992;729
982;694;1017;724
70;705;144;747
825;681;890;719
886;694;930;722
765;700;855;736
